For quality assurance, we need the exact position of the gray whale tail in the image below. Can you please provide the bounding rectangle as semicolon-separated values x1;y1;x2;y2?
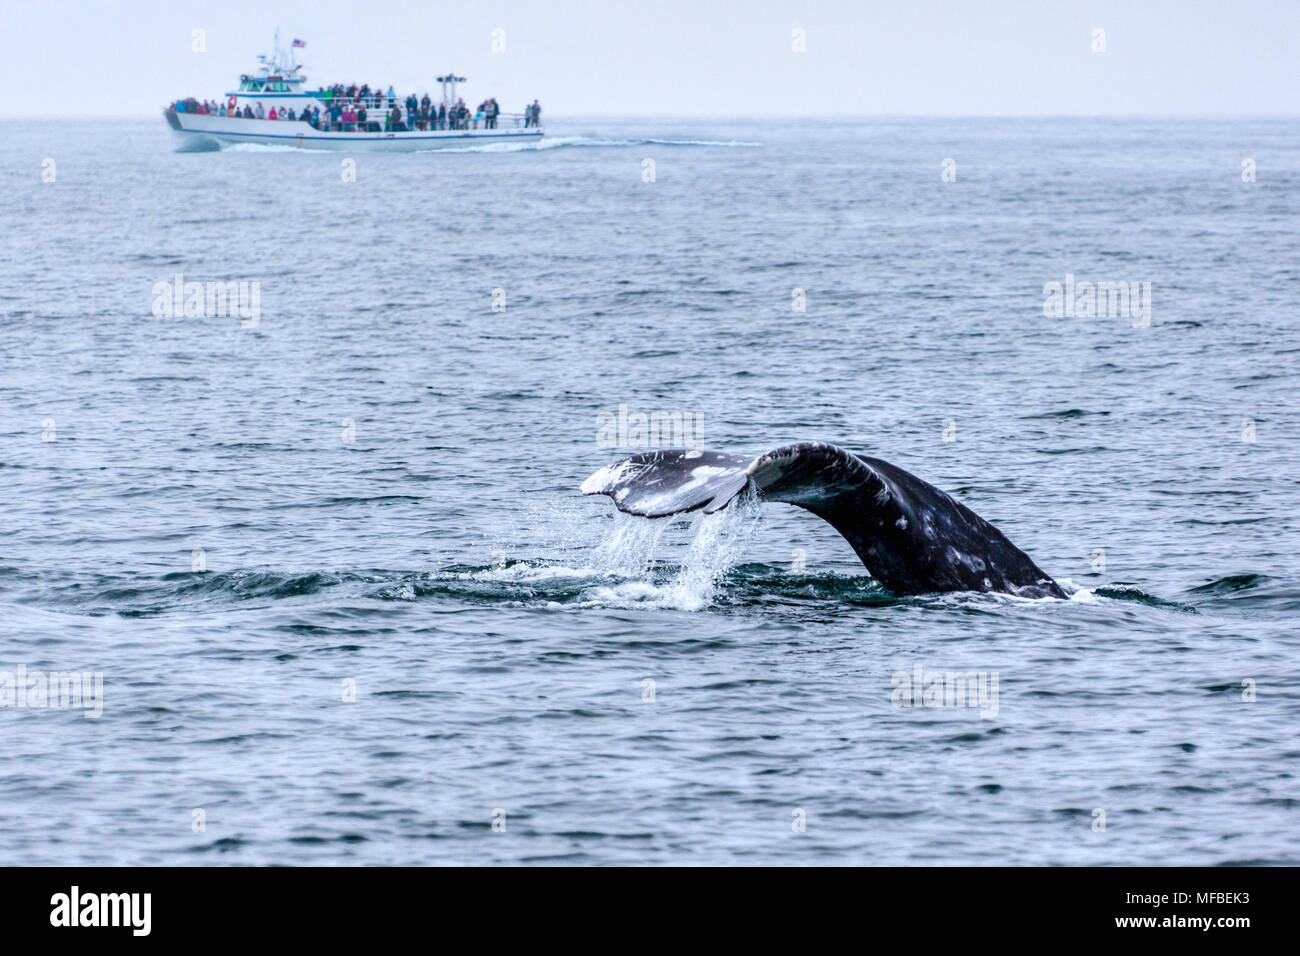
581;442;1065;599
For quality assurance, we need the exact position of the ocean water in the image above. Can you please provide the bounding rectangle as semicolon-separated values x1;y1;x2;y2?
2;116;1298;865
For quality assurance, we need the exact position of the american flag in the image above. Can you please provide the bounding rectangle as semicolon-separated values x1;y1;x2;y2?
292;39;306;48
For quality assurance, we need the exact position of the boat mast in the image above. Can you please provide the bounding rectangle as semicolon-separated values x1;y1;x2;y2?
437;73;466;107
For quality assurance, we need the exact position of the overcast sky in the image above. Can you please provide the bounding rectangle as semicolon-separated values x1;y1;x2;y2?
1;0;1296;118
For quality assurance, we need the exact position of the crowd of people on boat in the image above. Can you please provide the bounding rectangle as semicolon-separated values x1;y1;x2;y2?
169;88;541;133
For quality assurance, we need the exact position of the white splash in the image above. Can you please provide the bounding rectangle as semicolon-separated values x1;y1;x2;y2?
558;490;765;611
656;489;764;610
586;511;670;577
466;486;764;612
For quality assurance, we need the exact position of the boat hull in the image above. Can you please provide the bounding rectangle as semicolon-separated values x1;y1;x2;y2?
165;110;543;152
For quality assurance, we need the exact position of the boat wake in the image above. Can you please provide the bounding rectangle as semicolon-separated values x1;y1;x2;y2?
179;134;760;156
421;134;763;154
172;136;224;153
537;135;763;150
217;142;330;154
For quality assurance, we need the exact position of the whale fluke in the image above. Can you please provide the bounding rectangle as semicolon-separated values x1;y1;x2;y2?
581;442;1065;598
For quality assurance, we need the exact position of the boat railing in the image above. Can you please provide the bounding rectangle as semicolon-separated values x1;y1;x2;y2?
310;92;535;119
304;110;539;133
174;100;541;132
498;112;541;128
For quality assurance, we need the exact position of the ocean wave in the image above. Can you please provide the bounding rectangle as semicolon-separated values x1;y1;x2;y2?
1187;572;1270;595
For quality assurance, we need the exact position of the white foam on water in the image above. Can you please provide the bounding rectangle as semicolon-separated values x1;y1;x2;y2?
580;580;666;606
1060;579;1099;602
220;142;327;153
420;140;544;154
542;135;762;150
211;135;762;157
448;562;599;584
429;135;763;153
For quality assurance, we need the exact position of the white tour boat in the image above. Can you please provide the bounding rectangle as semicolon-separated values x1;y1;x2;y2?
164;34;543;152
